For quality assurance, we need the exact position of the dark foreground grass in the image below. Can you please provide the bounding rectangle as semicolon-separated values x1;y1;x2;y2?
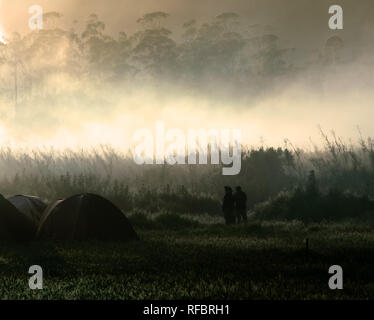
0;217;373;299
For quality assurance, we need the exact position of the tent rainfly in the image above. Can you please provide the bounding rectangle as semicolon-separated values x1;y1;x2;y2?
7;195;47;229
0;194;35;240
37;193;138;241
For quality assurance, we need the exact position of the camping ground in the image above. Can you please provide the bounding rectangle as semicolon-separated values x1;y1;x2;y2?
0;214;373;299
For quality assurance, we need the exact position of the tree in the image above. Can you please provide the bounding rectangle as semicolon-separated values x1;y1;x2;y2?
81;14;118;81
43;12;63;30
324;36;344;65
137;12;170;30
306;170;319;196
178;12;244;82
130;12;176;79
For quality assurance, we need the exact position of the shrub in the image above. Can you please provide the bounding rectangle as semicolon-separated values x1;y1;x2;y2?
128;212;155;230
154;213;201;230
254;187;374;223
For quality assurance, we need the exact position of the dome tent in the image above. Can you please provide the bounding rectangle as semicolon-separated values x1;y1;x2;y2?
0;194;35;240
37;193;138;241
7;195;47;227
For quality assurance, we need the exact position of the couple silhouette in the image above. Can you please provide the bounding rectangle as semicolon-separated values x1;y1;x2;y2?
222;186;247;225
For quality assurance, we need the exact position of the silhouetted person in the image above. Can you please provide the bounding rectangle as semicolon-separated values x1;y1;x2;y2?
222;186;235;225
234;186;247;223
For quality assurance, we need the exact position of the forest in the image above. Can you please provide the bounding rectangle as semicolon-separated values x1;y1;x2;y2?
0;10;346;113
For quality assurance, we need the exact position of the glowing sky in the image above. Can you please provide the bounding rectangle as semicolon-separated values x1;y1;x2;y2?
0;0;373;151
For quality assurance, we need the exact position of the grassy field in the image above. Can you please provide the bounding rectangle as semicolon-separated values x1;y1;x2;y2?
0;214;373;300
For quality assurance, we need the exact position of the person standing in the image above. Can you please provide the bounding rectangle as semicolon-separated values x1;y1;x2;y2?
222;186;235;225
234;186;247;223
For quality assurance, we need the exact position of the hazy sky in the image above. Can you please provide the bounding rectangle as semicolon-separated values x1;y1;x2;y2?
0;0;373;150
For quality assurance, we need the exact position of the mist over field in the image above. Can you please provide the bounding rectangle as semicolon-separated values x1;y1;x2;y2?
0;0;373;150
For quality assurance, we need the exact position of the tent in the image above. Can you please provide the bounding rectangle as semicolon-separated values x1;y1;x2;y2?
37;193;138;241
7;195;47;227
0;194;35;240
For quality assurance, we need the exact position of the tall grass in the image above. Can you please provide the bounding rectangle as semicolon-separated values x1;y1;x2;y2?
1;132;374;217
